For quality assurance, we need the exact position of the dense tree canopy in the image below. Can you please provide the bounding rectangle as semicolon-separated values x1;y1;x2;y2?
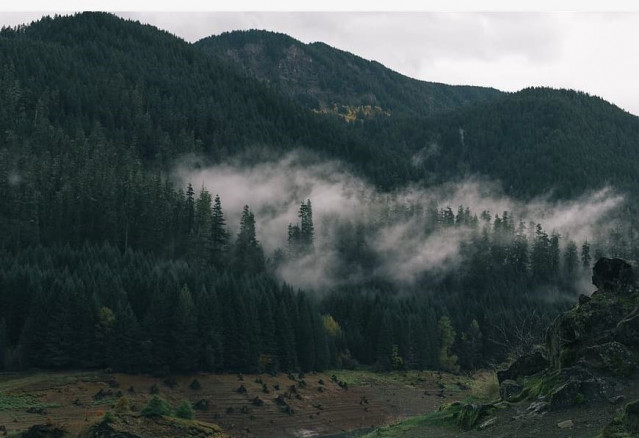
2;13;639;375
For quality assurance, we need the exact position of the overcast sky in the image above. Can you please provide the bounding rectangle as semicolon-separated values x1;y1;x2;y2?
2;11;639;115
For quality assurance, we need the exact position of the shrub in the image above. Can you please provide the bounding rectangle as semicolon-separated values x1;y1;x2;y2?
114;396;131;413
141;396;171;417
189;379;201;390
103;411;115;423
175;400;195;420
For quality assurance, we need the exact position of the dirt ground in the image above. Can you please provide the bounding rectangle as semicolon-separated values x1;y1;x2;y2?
0;370;471;437
362;376;639;438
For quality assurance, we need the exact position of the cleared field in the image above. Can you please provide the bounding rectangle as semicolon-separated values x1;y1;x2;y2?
0;370;472;437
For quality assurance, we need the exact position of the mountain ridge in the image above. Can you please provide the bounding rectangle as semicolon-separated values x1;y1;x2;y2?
195;29;503;118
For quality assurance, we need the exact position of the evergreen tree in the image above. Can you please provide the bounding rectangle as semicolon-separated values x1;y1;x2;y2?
191;187;213;261
299;200;314;250
458;319;482;370
0;318;8;370
184;183;195;236
210;194;229;268
437;316;459;373
581;240;592;269
232;205;265;274
173;285;199;372
564;240;579;281
109;304;142;372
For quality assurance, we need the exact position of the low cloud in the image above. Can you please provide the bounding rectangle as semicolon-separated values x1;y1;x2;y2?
174;150;624;290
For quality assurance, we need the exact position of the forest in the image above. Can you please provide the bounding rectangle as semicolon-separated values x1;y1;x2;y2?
2;12;639;376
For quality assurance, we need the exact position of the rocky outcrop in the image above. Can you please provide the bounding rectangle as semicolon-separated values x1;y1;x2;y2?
80;415;227;438
499;257;639;411
497;351;548;383
592;257;639;290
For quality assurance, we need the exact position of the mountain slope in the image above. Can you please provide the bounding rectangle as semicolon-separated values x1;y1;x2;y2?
359;87;639;200
4;13;639;202
195;30;502;118
0;13;375;166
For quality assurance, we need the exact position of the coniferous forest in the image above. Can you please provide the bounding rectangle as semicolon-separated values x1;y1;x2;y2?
3;12;639;377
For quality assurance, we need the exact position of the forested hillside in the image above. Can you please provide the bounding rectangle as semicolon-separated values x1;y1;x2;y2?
195;30;502;118
358;87;639;199
2;12;639;376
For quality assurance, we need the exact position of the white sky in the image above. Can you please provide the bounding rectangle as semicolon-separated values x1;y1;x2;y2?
3;4;639;115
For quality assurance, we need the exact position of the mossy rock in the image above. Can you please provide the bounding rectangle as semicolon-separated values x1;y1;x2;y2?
581;342;636;377
81;413;227;438
601;400;639;438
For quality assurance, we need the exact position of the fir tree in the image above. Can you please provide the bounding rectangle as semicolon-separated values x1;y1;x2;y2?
210;194;229;268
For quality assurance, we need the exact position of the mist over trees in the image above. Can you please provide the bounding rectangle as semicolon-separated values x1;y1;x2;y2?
2;12;639;375
1;178;631;373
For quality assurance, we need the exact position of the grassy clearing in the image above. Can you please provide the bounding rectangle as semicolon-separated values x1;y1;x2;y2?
0;371;102;393
360;403;468;438
0;393;58;411
360;371;500;437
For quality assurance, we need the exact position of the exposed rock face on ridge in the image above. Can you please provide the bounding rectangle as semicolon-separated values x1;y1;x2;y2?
498;257;639;411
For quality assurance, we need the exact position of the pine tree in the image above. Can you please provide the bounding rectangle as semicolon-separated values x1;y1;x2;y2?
108;304;142;372
274;299;297;371
581;240;592;269
184;183;195;235
210;194;229;268
458;319;482;369
531;224;550;283
232;205;264;274
287;223;302;257
564;240;579;281
299;200;314;250
0;318;8;370
437;316;459;373
173;285;199;372
192;187;213;261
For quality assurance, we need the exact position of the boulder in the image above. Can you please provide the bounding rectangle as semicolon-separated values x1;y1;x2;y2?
549;381;582;410
497;351;548;383
592;258;639;291
557;419;574;429
499;380;523;401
